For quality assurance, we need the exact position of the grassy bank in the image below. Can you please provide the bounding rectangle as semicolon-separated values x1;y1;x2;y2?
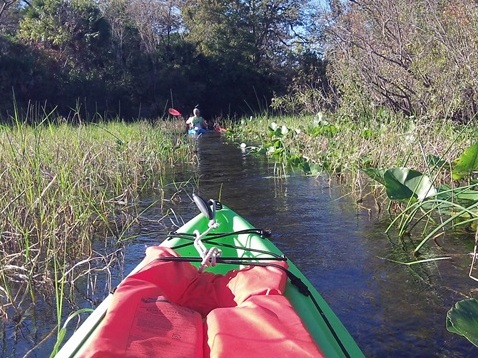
226;113;477;180
0;118;194;351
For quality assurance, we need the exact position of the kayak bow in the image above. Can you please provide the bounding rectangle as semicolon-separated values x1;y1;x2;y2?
57;195;364;357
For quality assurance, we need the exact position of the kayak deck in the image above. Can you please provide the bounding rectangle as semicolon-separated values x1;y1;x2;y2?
57;199;364;357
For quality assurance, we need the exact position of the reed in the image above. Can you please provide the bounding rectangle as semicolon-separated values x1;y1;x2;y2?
0;115;194;350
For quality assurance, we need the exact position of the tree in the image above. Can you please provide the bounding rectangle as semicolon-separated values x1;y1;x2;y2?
1;0;19;19
179;0;315;114
182;0;309;65
325;0;478;121
1;0;327;119
0;0;25;35
12;0;127;118
19;0;110;68
126;0;182;54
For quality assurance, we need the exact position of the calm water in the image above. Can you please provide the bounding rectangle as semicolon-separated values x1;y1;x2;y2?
4;134;478;357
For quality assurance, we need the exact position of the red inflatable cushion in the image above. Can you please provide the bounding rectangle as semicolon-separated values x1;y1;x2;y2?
78;246;323;357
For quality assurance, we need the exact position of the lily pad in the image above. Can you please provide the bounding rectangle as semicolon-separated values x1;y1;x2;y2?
446;298;478;347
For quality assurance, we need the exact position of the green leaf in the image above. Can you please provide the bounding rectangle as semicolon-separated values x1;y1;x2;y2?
308;163;321;176
426;154;449;170
362;168;387;186
453;142;478;180
49;308;94;357
437;184;478;204
363;167;437;201
446;298;478;347
383;167;437;202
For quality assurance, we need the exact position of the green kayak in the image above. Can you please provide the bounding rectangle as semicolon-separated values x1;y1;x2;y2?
56;194;364;357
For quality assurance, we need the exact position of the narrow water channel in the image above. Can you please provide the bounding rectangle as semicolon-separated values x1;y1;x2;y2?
5;134;478;357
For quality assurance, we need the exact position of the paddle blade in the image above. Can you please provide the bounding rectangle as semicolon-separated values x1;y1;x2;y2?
168;108;181;116
193;194;213;220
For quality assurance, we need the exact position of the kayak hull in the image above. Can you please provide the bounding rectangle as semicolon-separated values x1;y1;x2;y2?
56;201;364;357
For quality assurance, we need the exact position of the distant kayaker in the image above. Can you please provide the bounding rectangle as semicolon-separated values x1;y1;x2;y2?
186;108;207;134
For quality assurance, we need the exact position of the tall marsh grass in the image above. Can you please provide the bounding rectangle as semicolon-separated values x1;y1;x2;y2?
226;113;477;184
0;117;194;352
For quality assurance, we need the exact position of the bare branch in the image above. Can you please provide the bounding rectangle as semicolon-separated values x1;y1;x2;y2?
0;1;17;19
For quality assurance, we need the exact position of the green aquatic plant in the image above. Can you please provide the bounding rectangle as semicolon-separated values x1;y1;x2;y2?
363;167;437;202
364;169;478;253
306;121;340;138
446;298;478;347
239;121;315;176
50;308;94;357
452;142;478;180
363;141;478;255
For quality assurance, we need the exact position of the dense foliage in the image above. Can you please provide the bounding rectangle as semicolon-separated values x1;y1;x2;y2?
0;0;321;120
3;1;478;122
324;0;478;121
